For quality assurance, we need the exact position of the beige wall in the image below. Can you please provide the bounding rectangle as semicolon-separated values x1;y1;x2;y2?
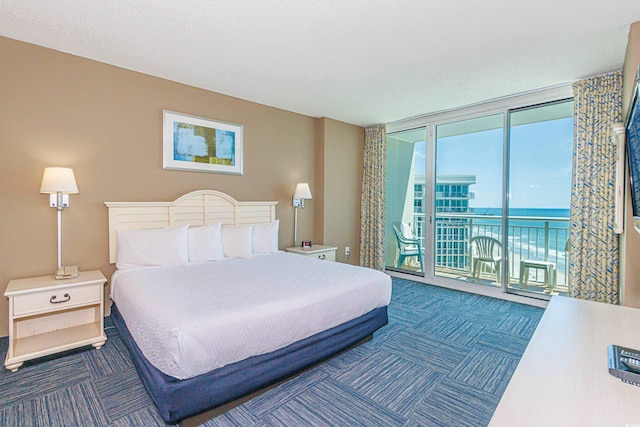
623;22;640;307
320;118;364;264
0;37;364;337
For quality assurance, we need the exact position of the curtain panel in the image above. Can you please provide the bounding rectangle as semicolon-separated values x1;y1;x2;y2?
360;125;386;270
570;71;622;303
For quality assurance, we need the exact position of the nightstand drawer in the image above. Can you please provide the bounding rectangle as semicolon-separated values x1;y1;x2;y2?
13;283;101;317
312;251;335;261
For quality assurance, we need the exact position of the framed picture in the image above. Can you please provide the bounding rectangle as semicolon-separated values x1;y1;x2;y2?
163;110;243;175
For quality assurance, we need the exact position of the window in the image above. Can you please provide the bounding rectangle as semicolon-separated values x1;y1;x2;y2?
385;85;574;301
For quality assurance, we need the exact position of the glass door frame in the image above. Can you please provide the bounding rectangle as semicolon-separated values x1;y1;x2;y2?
502;98;574;299
385;84;573;302
428;111;506;289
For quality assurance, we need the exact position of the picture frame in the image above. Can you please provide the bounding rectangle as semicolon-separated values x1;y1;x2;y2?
162;110;243;175
302;240;312;248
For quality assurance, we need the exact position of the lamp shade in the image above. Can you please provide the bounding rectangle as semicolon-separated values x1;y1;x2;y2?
40;167;79;194
294;183;312;199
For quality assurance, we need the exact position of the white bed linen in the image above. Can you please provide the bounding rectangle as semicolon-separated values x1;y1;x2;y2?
110;252;391;379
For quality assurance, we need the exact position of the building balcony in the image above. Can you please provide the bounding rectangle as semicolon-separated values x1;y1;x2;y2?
392;212;570;296
434;192;474;199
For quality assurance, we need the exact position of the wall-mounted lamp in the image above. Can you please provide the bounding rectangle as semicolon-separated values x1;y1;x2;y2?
293;182;312;247
40;167;79;279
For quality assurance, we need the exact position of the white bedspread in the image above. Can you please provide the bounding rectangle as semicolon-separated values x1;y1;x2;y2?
110;252;391;379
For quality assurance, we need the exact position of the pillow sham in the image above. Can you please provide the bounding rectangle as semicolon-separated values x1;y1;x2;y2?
252;220;279;254
221;225;254;258
116;225;189;269
188;223;224;262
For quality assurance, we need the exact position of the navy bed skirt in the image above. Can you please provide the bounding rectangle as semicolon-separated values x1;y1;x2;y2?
111;304;388;424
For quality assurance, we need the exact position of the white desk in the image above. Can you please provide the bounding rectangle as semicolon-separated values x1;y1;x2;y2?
490;296;640;426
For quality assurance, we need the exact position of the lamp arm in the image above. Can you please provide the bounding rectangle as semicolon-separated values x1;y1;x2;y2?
54;191;68;269
57;207;62;269
293;205;299;247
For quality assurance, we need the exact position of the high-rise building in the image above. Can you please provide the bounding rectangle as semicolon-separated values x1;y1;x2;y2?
413;175;476;269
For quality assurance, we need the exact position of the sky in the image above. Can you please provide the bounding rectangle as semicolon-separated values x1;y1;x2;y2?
414;116;573;209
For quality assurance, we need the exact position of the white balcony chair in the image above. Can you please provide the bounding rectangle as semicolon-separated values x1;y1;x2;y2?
393;223;424;271
469;236;503;284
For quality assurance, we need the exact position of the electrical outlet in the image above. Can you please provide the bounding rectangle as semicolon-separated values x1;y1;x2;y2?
345;246;350;256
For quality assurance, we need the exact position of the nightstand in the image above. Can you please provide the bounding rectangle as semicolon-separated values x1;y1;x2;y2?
4;270;107;372
285;245;337;261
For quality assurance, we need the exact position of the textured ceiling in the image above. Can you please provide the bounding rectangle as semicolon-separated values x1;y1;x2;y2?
2;1;640;127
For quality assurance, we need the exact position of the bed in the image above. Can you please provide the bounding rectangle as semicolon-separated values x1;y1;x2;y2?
105;190;391;424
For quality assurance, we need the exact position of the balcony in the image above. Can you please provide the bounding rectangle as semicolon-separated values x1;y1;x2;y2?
434;192;475;199
396;212;570;296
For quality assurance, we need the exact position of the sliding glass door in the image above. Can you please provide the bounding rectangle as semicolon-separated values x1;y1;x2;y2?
385;128;427;274
385;98;574;299
434;114;505;284
507;101;573;296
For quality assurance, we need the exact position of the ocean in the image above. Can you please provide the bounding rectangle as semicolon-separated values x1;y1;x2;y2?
473;207;570;229
473;207;570;219
469;207;570;267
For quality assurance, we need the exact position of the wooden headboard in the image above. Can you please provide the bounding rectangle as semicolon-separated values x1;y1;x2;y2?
104;190;278;264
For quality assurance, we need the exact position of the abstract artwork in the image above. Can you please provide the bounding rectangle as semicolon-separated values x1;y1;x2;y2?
162;110;243;175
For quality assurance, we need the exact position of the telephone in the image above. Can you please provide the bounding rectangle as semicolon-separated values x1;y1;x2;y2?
608;344;640;387
55;265;79;280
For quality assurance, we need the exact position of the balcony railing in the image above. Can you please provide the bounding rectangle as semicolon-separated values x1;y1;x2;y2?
409;212;570;290
435;192;475;199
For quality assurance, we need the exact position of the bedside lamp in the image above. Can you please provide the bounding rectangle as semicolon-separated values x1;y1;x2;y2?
40;167;79;279
293;183;312;247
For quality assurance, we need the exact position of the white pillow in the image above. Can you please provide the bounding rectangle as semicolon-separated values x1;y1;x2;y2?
188;223;224;262
221;225;254;259
116;225;189;269
252;220;279;254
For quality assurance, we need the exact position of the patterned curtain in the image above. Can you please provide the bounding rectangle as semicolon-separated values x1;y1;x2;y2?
570;71;622;303
360;125;386;270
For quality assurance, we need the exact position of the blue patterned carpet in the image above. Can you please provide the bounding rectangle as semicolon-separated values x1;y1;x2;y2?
0;278;543;426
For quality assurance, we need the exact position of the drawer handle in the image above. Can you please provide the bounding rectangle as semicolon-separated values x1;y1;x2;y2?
320;254;326;259
50;294;71;304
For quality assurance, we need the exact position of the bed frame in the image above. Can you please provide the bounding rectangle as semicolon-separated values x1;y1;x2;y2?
104;190;388;425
